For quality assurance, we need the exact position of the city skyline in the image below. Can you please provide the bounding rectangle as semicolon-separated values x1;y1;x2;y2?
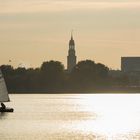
0;0;140;69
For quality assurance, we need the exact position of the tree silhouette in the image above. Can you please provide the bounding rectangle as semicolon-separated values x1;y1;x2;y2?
0;59;134;93
41;60;65;92
70;60;109;91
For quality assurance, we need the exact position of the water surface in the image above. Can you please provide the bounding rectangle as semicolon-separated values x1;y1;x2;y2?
0;94;140;140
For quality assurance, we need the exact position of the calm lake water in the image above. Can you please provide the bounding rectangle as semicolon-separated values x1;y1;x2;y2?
0;94;140;140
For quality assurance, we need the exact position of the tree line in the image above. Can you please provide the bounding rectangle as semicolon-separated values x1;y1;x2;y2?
0;60;130;93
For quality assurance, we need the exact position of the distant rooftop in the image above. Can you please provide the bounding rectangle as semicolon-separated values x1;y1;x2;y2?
121;57;140;72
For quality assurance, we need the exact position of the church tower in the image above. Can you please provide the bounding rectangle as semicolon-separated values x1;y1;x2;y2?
67;32;77;72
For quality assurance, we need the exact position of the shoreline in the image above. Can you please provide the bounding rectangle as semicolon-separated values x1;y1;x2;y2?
8;86;140;94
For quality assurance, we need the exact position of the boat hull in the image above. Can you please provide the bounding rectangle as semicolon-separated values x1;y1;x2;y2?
0;108;14;112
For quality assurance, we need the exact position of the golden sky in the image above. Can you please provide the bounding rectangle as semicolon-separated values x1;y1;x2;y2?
0;0;140;69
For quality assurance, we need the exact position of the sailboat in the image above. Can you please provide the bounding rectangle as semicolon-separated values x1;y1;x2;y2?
0;69;14;112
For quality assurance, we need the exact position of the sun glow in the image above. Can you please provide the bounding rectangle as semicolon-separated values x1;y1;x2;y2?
75;94;140;137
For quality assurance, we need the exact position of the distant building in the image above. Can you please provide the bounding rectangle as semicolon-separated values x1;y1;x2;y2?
121;57;140;72
67;33;77;72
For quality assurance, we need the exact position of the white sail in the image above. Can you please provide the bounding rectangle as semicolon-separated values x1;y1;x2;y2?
0;69;10;102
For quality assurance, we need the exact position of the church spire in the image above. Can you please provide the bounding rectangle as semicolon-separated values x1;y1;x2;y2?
67;31;77;72
71;30;73;40
69;30;75;47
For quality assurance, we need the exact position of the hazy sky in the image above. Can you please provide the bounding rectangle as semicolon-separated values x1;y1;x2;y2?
0;0;140;69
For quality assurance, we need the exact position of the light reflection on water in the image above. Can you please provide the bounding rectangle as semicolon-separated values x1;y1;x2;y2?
0;94;140;140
